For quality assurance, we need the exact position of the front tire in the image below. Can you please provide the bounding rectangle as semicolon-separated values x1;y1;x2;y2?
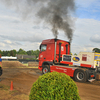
42;65;50;74
74;69;87;82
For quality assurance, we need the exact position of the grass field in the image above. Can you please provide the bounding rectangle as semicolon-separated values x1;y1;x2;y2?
23;63;38;68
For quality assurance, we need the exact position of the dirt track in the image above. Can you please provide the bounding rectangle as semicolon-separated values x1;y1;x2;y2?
0;68;41;94
0;63;100;100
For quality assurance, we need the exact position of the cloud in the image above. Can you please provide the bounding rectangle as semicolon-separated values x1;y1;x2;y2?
0;0;100;54
75;0;100;20
4;40;12;44
75;18;100;37
0;14;20;23
0;34;44;42
3;40;22;45
90;34;100;43
76;0;98;7
0;43;5;47
0;39;40;51
71;18;100;54
84;44;94;47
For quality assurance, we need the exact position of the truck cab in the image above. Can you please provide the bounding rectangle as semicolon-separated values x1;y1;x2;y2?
38;38;70;71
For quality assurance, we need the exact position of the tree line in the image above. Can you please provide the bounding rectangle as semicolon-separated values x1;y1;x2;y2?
0;48;39;58
0;48;99;58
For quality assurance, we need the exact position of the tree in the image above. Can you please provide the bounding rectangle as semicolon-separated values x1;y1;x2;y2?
0;50;3;56
27;50;34;55
33;50;39;58
12;49;17;56
92;48;100;53
17;48;27;55
74;53;77;56
10;50;14;56
7;53;10;56
2;51;8;56
0;49;39;58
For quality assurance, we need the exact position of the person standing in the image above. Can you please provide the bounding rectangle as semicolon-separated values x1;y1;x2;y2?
0;54;2;81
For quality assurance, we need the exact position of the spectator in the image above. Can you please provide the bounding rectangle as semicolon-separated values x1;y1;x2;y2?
0;54;2;81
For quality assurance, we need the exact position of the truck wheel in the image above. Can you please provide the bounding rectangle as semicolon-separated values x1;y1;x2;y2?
74;69;87;82
42;65;50;74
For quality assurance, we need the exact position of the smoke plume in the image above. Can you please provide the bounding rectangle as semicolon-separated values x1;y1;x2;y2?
0;0;76;42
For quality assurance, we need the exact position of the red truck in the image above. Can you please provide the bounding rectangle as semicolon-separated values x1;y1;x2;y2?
38;38;100;82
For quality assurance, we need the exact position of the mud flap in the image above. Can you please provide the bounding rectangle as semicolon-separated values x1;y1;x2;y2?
87;69;96;81
97;67;100;73
96;73;100;80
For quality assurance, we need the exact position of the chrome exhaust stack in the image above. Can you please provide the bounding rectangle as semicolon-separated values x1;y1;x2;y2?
54;38;57;63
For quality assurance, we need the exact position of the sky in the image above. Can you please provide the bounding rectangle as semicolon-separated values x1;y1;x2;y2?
0;0;100;54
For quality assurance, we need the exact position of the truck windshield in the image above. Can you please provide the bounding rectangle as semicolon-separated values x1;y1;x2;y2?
41;45;47;51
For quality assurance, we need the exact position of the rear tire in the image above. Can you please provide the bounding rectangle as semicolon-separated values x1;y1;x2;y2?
74;69;87;82
42;65;50;74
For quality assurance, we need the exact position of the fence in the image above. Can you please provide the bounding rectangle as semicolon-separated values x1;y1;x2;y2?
2;59;39;64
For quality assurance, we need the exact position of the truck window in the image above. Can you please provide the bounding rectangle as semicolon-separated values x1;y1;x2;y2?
41;45;47;51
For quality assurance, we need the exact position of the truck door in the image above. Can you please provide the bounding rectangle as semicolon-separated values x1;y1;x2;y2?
39;44;47;66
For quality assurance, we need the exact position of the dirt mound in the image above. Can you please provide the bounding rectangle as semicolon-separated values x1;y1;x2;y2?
28;62;38;67
2;61;27;68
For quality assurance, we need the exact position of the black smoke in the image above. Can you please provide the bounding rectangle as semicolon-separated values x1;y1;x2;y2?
0;0;76;42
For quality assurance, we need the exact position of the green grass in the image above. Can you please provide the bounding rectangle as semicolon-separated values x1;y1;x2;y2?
23;63;38;68
0;83;10;90
23;63;28;66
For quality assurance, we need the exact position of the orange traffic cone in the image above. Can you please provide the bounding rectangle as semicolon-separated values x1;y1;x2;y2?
10;81;13;91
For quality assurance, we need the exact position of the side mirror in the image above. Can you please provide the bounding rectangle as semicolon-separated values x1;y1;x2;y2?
39;44;41;50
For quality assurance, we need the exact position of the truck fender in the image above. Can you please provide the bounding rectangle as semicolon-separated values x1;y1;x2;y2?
42;61;53;67
42;61;53;71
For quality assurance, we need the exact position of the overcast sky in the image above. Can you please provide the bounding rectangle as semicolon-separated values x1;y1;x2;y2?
0;0;100;54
